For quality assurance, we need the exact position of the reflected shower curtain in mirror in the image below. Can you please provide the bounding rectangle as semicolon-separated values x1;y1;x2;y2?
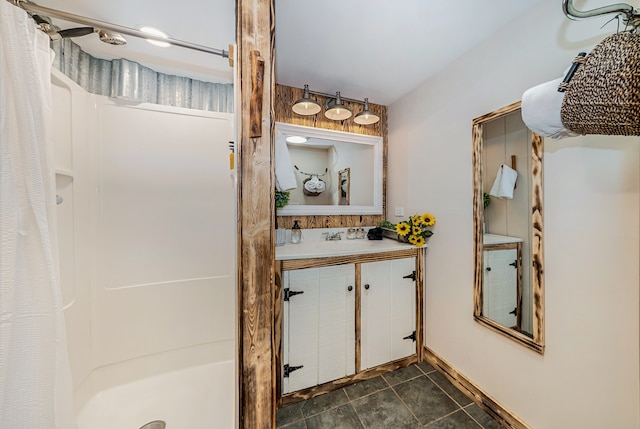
0;2;77;428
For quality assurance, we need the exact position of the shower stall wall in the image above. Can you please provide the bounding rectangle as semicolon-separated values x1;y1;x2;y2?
52;69;236;428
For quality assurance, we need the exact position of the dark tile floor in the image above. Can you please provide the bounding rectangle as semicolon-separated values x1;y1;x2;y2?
276;362;502;429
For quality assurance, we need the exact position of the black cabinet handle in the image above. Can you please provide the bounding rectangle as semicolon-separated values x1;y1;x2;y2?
402;271;416;281
403;331;417;342
347;285;353;292
283;288;304;301
364;284;370;290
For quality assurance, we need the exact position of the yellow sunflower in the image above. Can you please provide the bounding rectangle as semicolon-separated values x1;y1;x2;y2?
408;235;418;244
396;222;410;236
412;226;422;236
414;236;426;247
420;212;436;226
410;215;421;225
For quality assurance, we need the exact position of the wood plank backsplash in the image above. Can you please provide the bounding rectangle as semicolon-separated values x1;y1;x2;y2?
275;84;388;229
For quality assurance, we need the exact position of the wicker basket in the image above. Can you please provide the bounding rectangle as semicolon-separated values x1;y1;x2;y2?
561;32;640;136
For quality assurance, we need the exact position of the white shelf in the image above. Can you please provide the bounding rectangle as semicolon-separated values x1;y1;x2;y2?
55;168;74;178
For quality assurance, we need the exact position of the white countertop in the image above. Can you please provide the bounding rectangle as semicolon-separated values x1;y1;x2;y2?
483;233;523;245
275;227;422;260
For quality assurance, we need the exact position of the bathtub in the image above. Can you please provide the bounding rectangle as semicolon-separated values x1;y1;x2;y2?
75;343;236;429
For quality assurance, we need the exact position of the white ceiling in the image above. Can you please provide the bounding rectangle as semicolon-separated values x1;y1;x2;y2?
275;0;541;105
30;0;542;106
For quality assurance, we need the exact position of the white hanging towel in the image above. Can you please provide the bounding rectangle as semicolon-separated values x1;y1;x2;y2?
274;136;298;191
490;164;518;199
521;77;578;139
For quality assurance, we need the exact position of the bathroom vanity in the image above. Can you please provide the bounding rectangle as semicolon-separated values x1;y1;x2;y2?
274;229;425;405
482;234;523;331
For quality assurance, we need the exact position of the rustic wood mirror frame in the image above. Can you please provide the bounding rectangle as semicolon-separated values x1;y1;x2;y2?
472;101;545;354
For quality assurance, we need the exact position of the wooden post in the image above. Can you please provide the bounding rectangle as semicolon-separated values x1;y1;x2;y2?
237;0;275;427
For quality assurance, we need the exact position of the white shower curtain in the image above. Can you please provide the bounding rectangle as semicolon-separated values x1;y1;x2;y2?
0;2;77;428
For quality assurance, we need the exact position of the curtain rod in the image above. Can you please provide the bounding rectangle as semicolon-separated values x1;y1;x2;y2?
8;0;229;58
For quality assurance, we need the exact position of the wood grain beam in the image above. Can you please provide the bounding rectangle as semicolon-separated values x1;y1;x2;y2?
237;0;275;427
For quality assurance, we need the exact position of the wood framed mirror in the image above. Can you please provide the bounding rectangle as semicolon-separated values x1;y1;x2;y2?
472;101;544;354
275;122;383;216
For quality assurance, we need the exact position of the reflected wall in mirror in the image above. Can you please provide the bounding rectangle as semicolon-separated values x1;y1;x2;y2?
472;101;544;354
276;122;383;216
339;168;350;205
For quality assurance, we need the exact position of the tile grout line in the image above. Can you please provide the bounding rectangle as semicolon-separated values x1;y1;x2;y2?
346;377;393;429
281;364;490;429
343;376;391;402
422;369;487;428
349;369;424;428
349;401;369;429
424;408;468;428
426;372;472;409
418;363;485;428
461;403;491;429
289;364;433;424
300;379;398;426
299;388;351;419
387;379;428;427
388;364;466;428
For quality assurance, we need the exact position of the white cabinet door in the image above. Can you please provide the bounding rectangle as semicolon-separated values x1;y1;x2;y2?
283;264;355;393
360;257;416;371
483;248;518;327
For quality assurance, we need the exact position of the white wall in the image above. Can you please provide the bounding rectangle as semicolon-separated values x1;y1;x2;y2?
52;71;236;410
288;144;333;205
387;1;639;427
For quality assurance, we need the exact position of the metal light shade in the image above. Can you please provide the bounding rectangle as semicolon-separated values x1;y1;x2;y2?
292;84;321;115
325;92;352;120
354;98;380;125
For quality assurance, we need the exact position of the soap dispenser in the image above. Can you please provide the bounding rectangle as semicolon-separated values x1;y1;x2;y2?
290;220;302;244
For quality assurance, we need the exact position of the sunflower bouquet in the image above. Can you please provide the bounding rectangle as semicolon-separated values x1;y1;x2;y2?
394;212;436;247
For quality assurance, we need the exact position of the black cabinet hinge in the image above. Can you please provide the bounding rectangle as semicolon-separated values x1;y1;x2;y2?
283;288;304;301
402;271;417;281
283;364;303;377
403;331;417;342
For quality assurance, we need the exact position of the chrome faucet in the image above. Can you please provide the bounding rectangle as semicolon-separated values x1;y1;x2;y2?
322;231;343;241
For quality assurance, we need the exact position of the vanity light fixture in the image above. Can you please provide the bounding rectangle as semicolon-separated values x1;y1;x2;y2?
353;98;380;125
292;84;322;115
291;85;379;125
140;26;170;47
324;92;352;121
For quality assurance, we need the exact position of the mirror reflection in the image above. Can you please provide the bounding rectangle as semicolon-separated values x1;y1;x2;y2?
338;168;350;205
275;122;383;216
473;102;544;353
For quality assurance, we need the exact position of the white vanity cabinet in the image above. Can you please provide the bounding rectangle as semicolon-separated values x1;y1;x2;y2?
483;242;522;329
282;264;356;394
276;244;424;403
360;257;417;370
